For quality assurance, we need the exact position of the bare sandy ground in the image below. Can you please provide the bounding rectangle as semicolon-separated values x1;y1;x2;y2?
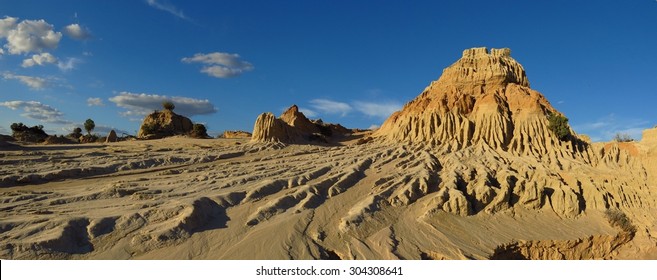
1;136;655;259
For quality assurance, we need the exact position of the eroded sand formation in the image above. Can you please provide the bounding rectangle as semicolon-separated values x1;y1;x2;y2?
1;48;656;259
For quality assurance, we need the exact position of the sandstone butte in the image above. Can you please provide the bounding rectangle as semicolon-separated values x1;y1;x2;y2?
1;47;655;260
137;109;193;139
252;104;350;144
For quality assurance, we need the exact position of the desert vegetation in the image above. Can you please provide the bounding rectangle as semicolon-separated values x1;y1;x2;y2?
84;119;96;135
604;208;637;233
613;133;634;142
10;122;48;143
547;113;571;141
68;127;83;140
162;101;175;111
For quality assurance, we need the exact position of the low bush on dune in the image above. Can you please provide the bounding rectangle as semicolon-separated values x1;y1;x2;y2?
604;208;636;233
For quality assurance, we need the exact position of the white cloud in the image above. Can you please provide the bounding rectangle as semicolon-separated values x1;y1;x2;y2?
298;107;318;118
573;114;652;142
353;101;402;118
57;57;82;71
308;99;353;117
146;0;190;20
21;52;57;67
87;97;104;107
109;92;218;117
4;19;62;54
0;16;18;38
0;100;73;125
3;72;50;90
20;54;80;71
302;98;401;119
182;52;254;78
63;24;92;40
0;48;4;56
368;124;380;130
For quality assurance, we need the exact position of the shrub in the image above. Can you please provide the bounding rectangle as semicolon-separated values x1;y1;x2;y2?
162;101;175;111
604;208;636;233
613;133;633;142
547;112;571;141
84;119;95;135
69;127;83;139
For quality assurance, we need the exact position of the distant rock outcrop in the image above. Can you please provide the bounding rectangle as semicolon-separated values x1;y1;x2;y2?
138;109;193;139
252;111;303;143
220;130;253;139
251;105;350;144
43;135;77;145
106;130;118;143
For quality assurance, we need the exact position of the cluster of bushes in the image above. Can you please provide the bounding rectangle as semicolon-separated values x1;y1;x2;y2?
10;123;49;143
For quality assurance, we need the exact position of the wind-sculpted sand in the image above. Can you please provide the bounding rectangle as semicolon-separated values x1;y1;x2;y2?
1;136;656;259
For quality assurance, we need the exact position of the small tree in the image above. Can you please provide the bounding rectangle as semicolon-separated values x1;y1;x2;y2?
162;101;175;111
547;112;571;141
84;119;95;135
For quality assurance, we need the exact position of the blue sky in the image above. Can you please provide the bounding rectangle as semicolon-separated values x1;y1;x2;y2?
1;0;656;141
